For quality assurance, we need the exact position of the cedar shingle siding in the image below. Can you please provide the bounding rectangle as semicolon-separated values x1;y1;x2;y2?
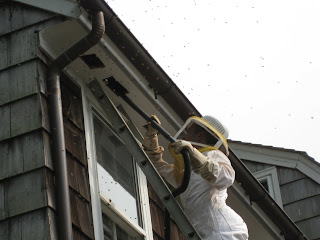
148;183;187;240
0;3;94;239
0;2;60;238
61;76;95;239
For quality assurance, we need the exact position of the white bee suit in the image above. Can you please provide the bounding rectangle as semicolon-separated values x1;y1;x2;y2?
150;149;249;240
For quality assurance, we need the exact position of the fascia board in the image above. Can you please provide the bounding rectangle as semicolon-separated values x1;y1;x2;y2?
231;147;297;168
296;156;320;184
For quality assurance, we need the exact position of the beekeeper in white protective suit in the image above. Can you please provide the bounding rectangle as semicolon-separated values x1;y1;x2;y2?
142;115;248;240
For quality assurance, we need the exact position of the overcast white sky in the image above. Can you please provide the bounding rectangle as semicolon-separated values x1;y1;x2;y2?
107;0;320;162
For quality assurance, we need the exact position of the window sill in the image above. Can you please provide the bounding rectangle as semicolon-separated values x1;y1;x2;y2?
100;194;146;238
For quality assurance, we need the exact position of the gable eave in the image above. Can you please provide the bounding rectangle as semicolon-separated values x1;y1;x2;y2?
229;140;320;185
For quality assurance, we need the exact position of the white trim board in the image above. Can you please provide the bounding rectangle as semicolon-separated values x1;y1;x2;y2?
229;142;320;185
253;167;283;208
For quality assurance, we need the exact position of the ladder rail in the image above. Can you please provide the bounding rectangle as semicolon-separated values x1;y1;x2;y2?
88;79;201;240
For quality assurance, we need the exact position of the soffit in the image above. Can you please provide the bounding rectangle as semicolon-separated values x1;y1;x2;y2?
39;17;183;162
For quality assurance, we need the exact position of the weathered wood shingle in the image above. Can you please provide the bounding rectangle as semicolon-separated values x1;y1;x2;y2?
284;195;320;222
61;76;94;239
11;94;49;138
281;178;320;205
241;160;273;173
64;119;87;165
4;168;55;219
61;77;84;130
148;182;186;240
0;140;10;180
0;128;52;181
0;2;68;240
0;28;39;71
277;167;306;185
0;8;64;71
0;104;10;140
296;216;320;240
0;208;57;240
0;60;47;106
0;181;4;220
0;2;55;36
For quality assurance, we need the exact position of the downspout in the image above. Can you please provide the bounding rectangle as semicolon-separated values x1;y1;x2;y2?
46;11;105;240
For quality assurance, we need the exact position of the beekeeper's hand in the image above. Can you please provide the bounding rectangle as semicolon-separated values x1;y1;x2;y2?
143;115;161;137
142;115;162;152
171;140;208;172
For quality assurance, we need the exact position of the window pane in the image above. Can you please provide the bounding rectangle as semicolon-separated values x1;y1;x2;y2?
102;212;142;240
260;179;269;192
93;115;140;225
102;213;113;240
116;225;129;240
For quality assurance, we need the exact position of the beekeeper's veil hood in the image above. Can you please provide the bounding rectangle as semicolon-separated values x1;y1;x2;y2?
174;115;229;156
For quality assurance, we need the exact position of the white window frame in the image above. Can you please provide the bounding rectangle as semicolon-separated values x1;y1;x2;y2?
82;85;153;240
253;166;283;208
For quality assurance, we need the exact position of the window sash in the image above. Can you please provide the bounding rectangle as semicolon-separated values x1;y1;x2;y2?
93;113;141;226
82;87;152;240
254;166;283;208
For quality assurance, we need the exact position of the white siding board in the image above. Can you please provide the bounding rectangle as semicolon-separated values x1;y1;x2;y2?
230;142;302;160
231;148;297;168
297;160;320;185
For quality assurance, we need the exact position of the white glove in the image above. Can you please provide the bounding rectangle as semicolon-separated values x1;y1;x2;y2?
171;140;208;172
